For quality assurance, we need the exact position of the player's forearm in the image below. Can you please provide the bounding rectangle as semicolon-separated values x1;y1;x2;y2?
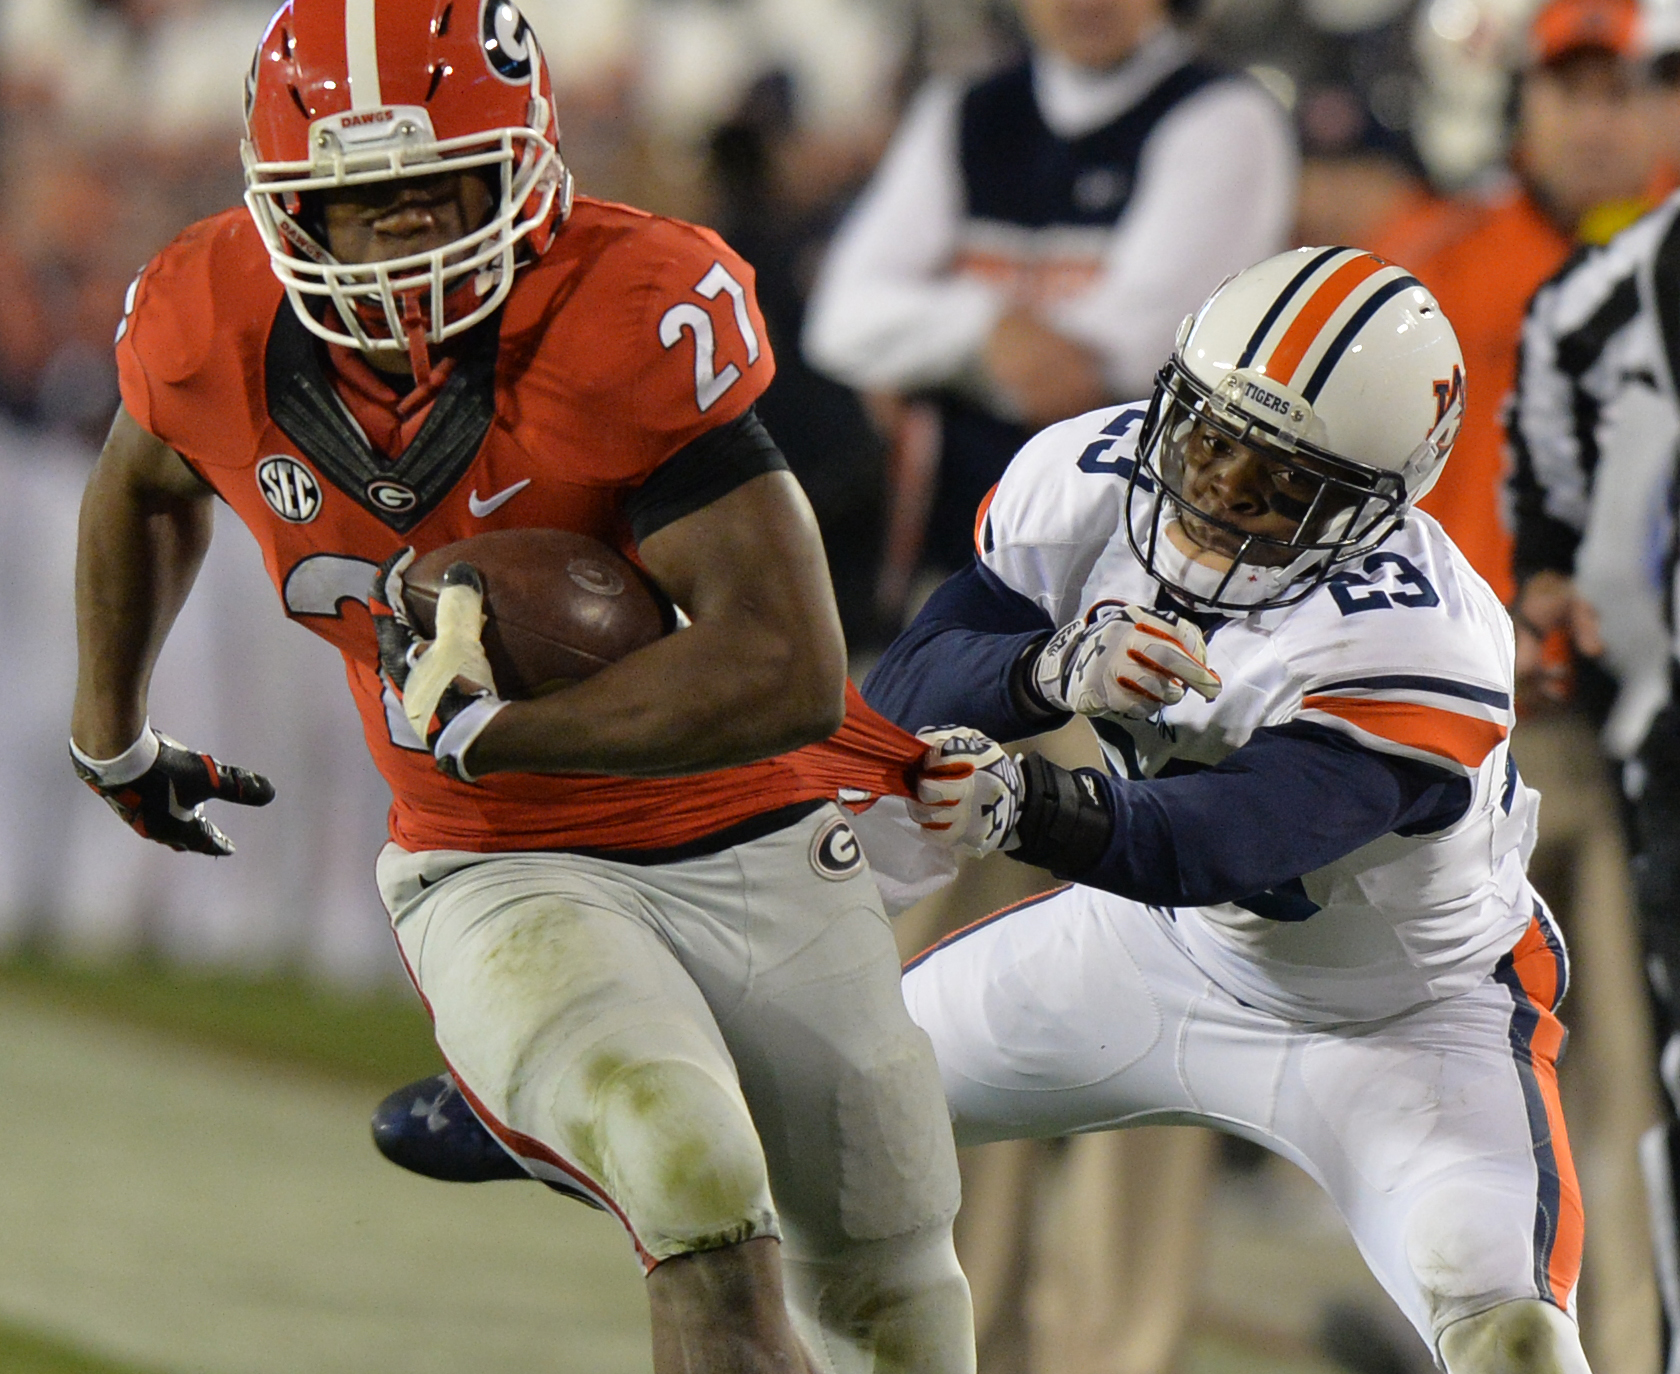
862;562;1061;740
1021;725;1471;905
71;457;213;756
463;613;848;778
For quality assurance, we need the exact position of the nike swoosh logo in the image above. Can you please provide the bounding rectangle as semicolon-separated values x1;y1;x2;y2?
467;479;531;518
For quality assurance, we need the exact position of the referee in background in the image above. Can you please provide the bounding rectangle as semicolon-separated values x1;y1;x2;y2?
1506;165;1680;1373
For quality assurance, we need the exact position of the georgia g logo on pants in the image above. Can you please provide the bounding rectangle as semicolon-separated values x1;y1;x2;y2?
810;816;863;881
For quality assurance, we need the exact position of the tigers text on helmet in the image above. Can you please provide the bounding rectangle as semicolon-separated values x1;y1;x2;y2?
1128;246;1465;612
241;0;572;360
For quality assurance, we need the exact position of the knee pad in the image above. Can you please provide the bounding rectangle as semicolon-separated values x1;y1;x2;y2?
781;1225;976;1374
589;1057;778;1263
1438;1299;1589;1374
1404;1182;1539;1328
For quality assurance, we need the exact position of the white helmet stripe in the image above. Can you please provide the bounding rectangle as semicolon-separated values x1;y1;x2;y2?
344;0;383;109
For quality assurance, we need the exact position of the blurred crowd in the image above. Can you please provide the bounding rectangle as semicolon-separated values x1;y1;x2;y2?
3;0;1673;630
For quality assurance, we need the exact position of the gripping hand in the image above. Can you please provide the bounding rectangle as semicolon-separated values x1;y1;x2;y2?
370;549;507;783
71;726;274;856
1030;602;1220;719
908;726;1024;859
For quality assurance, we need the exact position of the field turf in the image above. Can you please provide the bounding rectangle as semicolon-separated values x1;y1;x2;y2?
0;953;1359;1374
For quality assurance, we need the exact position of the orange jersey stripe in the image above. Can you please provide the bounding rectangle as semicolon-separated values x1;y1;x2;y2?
973;482;1000;556
903;886;1071;974
1301;695;1508;770
1265;255;1387;387
1507;919;1583;1304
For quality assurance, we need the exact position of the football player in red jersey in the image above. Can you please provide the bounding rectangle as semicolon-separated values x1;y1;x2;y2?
69;2;973;1370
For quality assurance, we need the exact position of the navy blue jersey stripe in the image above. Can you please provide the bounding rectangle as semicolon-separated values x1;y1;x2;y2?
901;886;1071;974
1308;674;1511;708
1492;941;1563;1305
1300;276;1420;403
1237;247;1346;369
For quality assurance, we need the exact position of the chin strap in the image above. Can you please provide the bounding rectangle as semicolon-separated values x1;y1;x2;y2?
400;295;433;384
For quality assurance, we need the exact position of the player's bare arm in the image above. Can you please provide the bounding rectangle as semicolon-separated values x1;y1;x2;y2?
72;405;216;757
70;405;274;855
462;467;847;779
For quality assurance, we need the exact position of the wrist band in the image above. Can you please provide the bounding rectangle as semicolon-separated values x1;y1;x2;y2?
69;723;160;787
1009;753;1113;875
434;697;508;784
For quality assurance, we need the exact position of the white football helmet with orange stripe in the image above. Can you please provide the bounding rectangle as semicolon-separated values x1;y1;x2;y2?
1131;246;1465;611
241;0;571;355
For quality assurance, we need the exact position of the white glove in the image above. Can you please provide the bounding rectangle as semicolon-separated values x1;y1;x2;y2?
907;727;1023;859
1031;602;1221;719
371;551;506;783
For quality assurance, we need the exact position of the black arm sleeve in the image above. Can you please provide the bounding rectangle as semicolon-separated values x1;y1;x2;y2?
625;406;789;543
861;560;1067;741
1067;721;1473;908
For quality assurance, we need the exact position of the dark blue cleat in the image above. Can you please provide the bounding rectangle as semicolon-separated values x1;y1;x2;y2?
371;1073;531;1182
372;1073;605;1209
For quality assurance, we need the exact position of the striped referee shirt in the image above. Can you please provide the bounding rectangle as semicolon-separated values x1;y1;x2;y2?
1505;191;1680;753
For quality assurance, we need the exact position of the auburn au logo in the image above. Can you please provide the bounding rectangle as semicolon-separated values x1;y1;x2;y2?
1433;365;1465;426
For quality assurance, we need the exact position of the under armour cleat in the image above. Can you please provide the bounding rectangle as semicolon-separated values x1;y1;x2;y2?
371;1073;530;1182
370;1073;606;1209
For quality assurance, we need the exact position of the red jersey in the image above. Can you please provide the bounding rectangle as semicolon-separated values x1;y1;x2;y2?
116;199;922;852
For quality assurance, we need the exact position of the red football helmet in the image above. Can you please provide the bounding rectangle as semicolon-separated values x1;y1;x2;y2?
242;0;571;355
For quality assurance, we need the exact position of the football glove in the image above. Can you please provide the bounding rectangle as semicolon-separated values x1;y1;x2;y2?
1029;602;1220;719
370;549;507;783
908;726;1024;859
70;724;274;857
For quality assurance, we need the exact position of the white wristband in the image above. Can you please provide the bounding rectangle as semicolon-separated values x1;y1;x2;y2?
70;723;160;787
433;697;508;784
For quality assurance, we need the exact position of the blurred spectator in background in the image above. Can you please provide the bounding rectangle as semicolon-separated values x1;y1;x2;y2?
1300;0;1667;601
0;0;266;435
1293;79;1451;255
802;0;1296;619
1413;0;1671;598
1505;22;1680;1354
1436;4;1678;1370
704;73;895;652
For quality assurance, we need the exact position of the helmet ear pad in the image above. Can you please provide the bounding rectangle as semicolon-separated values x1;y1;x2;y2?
289;190;329;247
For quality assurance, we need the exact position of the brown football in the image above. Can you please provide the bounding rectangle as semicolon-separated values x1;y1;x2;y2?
404;530;670;699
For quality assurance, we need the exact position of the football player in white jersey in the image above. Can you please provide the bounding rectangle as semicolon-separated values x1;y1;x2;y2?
867;247;1591;1373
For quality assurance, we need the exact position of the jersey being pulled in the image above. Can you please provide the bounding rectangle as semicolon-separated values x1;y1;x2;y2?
115;201;921;853
977;404;1543;1022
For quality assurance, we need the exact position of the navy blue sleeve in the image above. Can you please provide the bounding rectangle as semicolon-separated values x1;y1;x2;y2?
861;561;1067;741
1076;721;1472;912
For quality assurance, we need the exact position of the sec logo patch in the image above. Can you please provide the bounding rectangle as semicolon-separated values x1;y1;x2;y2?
809;816;863;881
257;457;321;523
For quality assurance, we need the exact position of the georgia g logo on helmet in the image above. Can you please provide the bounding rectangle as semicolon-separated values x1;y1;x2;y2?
482;0;536;83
